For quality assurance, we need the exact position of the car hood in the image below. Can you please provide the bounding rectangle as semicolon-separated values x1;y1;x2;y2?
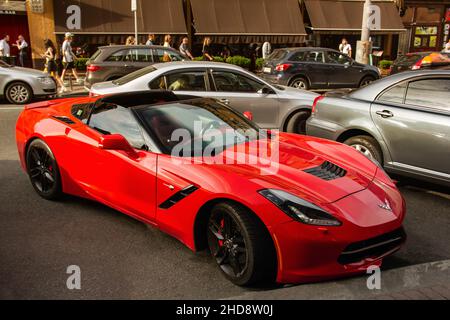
8;66;48;77
211;133;377;205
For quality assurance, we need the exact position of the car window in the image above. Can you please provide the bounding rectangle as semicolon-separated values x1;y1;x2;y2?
166;71;207;92
327;52;352;65
128;48;153;63
305;51;324;63
105;49;129;62
88;103;146;149
405;78;450;111
212;71;265;93
288;52;307;62
152;49;183;63
377;82;407;104
149;76;167;90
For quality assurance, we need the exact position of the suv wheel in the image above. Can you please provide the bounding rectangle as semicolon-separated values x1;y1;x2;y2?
359;76;375;88
289;77;309;90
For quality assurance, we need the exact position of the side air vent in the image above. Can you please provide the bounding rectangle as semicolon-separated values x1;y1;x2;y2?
52;116;76;125
159;185;199;209
304;161;347;181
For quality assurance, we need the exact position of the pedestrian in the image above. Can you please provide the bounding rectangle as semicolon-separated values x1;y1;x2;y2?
146;34;155;46
163;35;172;48
444;39;450;53
42;39;66;93
262;41;272;59
249;43;258;72
179;37;194;60
125;36;136;46
202;37;213;61
339;38;352;57
220;46;231;59
0;34;10;63
12;35;28;67
61;32;82;87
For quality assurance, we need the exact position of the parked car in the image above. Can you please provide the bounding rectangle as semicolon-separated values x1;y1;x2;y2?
0;60;56;104
85;45;186;88
16;91;406;285
390;52;450;74
261;47;380;90
306;70;450;187
90;61;319;133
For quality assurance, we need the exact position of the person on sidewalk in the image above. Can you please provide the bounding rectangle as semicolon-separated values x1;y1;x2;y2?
145;34;155;46
125;36;136;46
339;38;352;58
179;37;194;60
12;35;28;67
61;33;82;87
42;39;66;94
0;34;10;63
202;37;213;61
163;35;172;48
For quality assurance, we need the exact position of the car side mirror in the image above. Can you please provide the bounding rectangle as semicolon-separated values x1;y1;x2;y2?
99;134;139;159
258;86;273;95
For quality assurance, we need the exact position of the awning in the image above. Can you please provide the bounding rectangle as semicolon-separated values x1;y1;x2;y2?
54;0;187;35
0;0;26;15
190;0;307;44
304;0;405;33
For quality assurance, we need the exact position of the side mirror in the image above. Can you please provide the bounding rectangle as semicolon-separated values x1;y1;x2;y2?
257;86;273;95
99;134;139;159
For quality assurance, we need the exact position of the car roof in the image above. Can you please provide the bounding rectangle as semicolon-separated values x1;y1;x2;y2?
349;70;450;101
151;61;246;71
98;45;177;51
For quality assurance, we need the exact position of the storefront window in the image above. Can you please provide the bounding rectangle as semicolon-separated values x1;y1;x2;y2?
414;27;439;49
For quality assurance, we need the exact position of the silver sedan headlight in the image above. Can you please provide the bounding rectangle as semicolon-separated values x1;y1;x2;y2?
37;77;55;86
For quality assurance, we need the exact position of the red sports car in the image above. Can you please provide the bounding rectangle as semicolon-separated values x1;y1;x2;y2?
16;91;406;286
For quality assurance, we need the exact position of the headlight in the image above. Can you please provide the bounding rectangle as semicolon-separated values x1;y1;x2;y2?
37;77;55;85
259;189;342;226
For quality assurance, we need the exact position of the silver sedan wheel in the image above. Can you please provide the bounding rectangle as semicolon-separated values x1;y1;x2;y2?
351;144;376;161
8;84;30;104
291;79;307;90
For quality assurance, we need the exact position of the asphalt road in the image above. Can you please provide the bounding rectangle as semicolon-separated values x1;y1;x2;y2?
0;104;449;299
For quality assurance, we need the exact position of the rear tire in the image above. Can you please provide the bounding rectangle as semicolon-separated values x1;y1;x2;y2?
6;82;32;104
26;139;63;200
289;77;310;90
344;135;383;165
285;110;311;135
207;202;277;286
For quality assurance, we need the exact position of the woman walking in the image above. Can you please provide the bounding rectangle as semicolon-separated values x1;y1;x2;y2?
202;37;213;61
42;39;66;93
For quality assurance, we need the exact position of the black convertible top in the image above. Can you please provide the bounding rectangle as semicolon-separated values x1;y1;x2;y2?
98;91;200;108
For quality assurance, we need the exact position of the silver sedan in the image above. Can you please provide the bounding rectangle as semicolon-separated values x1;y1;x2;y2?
307;70;450;187
0;60;56;104
90;61;319;133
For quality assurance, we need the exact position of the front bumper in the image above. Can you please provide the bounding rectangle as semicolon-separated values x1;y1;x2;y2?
269;179;406;284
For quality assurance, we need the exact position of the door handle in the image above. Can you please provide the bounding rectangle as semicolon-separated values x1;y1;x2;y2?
376;110;394;118
220;99;230;105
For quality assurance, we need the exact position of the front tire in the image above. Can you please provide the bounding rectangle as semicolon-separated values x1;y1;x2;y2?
207;202;277;286
26;139;63;200
344;135;383;165
359;76;375;88
6;82;33;104
285;110;311;135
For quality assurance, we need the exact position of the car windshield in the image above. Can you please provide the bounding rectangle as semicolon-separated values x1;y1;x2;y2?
113;66;157;85
0;60;12;68
138;99;261;156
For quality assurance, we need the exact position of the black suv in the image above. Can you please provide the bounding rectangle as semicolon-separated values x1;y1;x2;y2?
85;45;186;87
261;47;380;90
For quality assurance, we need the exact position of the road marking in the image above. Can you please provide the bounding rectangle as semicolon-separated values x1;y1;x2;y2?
0;107;24;111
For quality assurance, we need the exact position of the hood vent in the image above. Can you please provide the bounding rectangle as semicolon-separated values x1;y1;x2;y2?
304;161;347;181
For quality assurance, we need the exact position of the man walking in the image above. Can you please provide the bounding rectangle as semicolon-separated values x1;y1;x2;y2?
13;35;28;67
339;38;352;58
61;33;82;87
179;37;194;60
0;35;10;63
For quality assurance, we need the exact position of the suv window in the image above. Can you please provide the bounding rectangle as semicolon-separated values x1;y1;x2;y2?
405;78;450;111
105;49;129;62
88;104;146;149
305;51;324;63
212;71;264;93
165;71;207;91
152;49;183;63
378;82;407;104
327;51;352;65
127;48;153;63
289;51;307;62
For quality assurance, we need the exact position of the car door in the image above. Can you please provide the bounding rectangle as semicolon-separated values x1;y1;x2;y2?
68;103;158;222
371;77;450;176
208;69;280;129
325;51;362;88
292;50;328;88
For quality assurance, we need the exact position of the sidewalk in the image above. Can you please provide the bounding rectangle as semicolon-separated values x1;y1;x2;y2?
227;260;450;300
